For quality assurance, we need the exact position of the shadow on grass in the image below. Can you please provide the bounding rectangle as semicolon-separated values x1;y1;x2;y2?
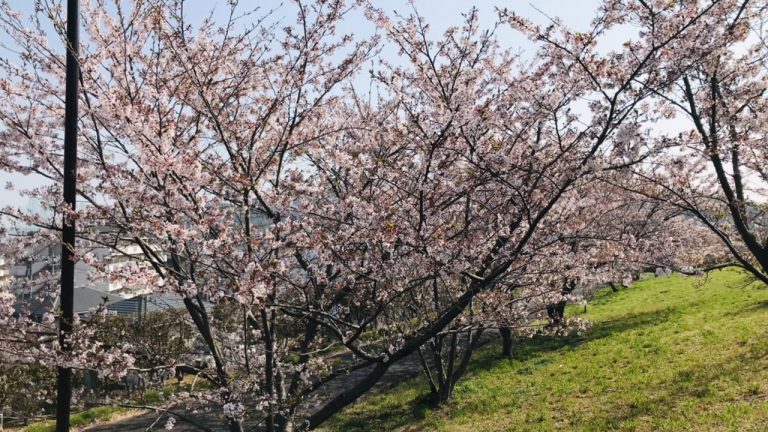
576;350;767;430
504;306;680;365
723;299;768;318
322;391;436;432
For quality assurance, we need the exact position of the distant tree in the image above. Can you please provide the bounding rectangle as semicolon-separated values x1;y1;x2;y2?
0;363;55;426
494;179;728;360
613;0;768;284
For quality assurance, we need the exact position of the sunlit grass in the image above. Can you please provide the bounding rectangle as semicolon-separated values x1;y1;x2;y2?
321;269;768;431
19;406;131;432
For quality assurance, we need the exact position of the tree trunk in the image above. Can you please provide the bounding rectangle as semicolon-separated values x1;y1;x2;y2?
421;327;484;406
548;279;576;326
262;309;278;432
500;327;513;359
277;414;294;432
228;420;244;432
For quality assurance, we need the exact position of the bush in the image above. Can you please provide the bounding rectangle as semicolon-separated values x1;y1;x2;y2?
0;363;56;425
142;389;163;404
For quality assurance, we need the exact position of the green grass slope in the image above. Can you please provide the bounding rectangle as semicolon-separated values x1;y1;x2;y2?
321;270;768;432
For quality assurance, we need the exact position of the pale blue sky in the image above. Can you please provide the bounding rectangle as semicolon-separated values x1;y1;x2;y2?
0;0;605;211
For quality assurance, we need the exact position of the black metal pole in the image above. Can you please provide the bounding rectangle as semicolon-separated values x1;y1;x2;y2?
56;0;79;431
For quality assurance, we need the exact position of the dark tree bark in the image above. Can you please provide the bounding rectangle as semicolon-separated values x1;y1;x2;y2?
500;327;513;360
546;279;576;326
421;327;485;405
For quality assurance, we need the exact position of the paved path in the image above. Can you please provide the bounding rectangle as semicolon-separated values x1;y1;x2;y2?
84;332;499;431
84;409;228;432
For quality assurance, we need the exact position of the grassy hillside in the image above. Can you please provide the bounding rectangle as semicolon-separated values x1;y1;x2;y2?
321;270;768;431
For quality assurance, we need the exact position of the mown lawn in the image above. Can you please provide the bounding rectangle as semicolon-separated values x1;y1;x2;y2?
14;406;132;432
320;269;768;431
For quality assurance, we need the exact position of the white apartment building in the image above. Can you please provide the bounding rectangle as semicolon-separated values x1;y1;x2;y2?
0;254;10;286
11;238;159;298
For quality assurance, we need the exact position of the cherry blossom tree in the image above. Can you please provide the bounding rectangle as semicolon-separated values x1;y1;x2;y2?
1;1;376;430
0;0;742;430
490;176;728;360
618;0;768;285
289;1;730;421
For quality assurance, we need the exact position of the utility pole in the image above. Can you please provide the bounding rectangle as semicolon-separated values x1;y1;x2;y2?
56;0;79;431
